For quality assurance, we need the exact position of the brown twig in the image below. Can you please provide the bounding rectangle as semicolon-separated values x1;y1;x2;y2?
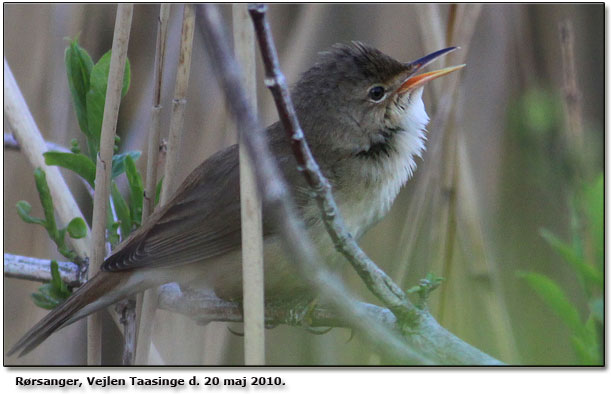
248;3;412;321
198;3;501;365
88;3;133;365
197;4;427;364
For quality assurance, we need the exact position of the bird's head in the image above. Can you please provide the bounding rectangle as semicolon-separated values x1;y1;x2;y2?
291;42;464;159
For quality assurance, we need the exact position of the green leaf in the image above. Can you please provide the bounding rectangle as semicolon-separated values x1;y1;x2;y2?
85;91;103;156
107;220;121;246
66;217;88;239
50;260;62;293
34;168;58;238
111;181;132;238
43;151;96;187
125;154;143;227
539;228;603;288
65;38;93;136
38;284;66;307
111;150;141;179
20;170;77;260
31;290;60;310
49;260;71;299
55;228;74;260
16;200;45;225
31;260;72;310
519;271;584;335
86;51;131;156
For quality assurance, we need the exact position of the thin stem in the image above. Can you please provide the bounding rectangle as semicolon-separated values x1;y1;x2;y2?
160;4;196;203
415;4;445;101
134;3;171;366
88;3;133;365
136;4;195;365
142;4;171;220
233;3;266;365
559;19;584;170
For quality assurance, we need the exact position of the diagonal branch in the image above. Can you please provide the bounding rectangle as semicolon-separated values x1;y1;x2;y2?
197;4;503;365
248;3;413;323
247;4;502;365
196;4;428;365
157;284;398;330
4;60;92;262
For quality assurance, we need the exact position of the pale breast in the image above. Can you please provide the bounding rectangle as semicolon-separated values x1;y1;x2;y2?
338;95;429;239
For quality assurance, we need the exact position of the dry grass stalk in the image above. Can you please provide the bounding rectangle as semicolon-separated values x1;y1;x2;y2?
134;3;171;366
431;6;518;362
87;3;133;365
397;4;518;361
414;4;445;102
559;20;584;164
233;3;266;365
160;4;196;203
142;4;171;220
4;60;92;260
136;4;195;365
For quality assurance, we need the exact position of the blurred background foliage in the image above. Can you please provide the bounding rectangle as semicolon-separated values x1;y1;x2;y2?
3;4;604;365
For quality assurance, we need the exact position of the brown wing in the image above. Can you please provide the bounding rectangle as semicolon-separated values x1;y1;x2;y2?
101;121;315;272
103;144;249;272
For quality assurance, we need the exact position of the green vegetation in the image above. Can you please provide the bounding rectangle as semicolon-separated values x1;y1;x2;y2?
16;38;147;308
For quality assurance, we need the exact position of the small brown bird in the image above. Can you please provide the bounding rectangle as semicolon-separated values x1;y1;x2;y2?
9;42;464;357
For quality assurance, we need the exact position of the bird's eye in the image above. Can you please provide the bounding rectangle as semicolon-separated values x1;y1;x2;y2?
368;86;386;102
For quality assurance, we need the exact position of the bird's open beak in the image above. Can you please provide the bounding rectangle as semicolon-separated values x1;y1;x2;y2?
397;47;466;94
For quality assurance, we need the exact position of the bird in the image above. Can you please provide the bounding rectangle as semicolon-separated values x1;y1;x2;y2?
8;42;464;357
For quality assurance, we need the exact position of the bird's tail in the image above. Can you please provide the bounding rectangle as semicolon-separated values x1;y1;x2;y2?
7;271;126;357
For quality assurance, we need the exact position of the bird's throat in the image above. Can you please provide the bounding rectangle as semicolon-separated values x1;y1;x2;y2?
355;129;398;160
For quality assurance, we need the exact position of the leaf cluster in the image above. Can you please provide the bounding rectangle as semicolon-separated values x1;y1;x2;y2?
31;261;72;310
16;168;87;261
15;38;156;309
